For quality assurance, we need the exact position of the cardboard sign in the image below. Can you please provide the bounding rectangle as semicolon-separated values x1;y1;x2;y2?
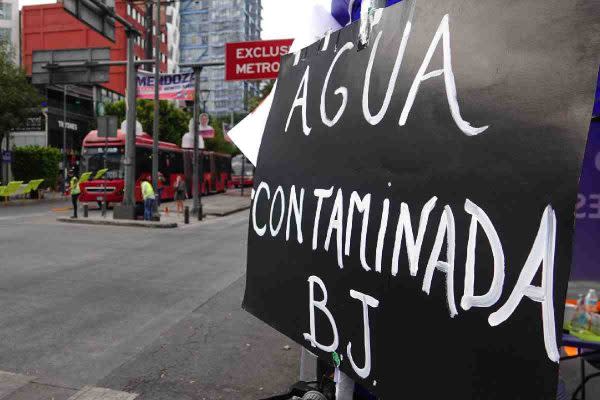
136;71;195;101
225;39;294;81
243;1;600;398
199;113;215;139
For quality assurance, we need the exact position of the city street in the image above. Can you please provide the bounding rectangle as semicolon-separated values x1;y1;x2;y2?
0;198;597;399
0;200;299;399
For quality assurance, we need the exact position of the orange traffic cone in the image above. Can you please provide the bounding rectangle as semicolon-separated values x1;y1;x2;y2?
164;206;169;216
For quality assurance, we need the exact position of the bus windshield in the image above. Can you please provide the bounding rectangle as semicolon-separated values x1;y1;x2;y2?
82;147;125;180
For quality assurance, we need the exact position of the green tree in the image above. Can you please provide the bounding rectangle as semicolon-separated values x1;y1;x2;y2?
104;99;190;145
12;146;61;189
203;114;240;155
0;40;43;150
247;80;275;112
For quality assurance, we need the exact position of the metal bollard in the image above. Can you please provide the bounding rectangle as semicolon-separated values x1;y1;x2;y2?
198;203;203;221
184;206;190;224
83;204;89;218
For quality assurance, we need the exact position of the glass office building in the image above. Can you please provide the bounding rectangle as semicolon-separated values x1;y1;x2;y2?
179;0;262;116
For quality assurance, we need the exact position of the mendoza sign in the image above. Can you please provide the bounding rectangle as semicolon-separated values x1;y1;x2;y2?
136;71;195;100
243;0;600;399
225;39;294;81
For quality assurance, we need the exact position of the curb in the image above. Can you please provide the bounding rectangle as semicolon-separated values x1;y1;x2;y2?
205;205;251;217
57;217;178;229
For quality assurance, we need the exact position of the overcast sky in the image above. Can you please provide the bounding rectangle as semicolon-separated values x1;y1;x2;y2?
261;0;331;39
19;0;333;40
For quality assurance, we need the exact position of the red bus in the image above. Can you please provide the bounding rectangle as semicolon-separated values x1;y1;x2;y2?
79;129;184;205
79;128;232;206
183;150;232;195
231;154;254;188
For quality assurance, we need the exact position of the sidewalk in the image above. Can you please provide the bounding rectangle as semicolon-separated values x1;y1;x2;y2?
0;370;137;399
57;191;252;229
1;190;68;207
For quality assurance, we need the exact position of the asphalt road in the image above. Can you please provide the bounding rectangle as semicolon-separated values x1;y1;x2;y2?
0;202;299;399
0;199;597;399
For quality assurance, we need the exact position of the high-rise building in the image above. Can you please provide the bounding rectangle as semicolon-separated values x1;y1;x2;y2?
0;0;19;64
166;2;181;73
179;0;262;116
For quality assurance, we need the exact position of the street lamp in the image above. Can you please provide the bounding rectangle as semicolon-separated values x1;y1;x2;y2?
179;62;223;220
196;88;210;220
199;89;211;113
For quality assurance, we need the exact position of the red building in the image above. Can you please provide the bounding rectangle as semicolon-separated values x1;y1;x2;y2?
21;0;168;96
16;1;168;162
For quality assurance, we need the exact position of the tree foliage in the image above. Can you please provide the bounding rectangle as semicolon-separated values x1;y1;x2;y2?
104;99;190;145
247;80;275;112
12;146;62;189
203;113;246;155
0;40;43;147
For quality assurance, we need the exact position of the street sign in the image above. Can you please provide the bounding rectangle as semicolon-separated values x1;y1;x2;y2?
63;0;116;42
242;0;600;399
97;115;118;138
225;39;294;81
32;48;111;85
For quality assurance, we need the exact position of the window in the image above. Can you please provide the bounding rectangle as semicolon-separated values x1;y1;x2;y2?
127;3;131;16
0;3;12;20
159;150;183;178
135;147;153;179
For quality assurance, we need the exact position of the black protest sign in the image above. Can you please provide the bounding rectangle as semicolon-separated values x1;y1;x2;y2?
243;0;600;398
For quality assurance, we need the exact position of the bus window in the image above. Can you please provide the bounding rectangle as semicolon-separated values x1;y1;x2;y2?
81;147;124;180
135;147;153;179
202;153;211;173
173;152;184;174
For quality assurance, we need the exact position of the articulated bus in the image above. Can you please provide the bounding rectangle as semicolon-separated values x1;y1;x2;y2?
79;128;231;206
183;150;232;196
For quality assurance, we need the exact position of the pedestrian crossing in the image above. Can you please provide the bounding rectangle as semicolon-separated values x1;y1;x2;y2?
0;371;137;400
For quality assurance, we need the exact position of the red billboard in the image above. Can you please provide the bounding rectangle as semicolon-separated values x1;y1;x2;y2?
225;39;294;81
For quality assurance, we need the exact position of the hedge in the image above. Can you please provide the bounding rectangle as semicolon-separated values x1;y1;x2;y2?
12;146;62;190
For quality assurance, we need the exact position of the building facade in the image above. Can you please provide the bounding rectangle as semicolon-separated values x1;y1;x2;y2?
179;0;262;116
18;1;168;156
166;1;181;73
0;0;19;64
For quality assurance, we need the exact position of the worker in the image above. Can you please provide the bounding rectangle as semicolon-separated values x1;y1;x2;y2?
69;170;80;219
141;178;155;221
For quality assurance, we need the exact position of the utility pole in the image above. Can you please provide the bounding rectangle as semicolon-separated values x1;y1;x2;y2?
121;30;138;211
192;66;202;219
180;62;223;219
63;84;68;191
152;0;160;209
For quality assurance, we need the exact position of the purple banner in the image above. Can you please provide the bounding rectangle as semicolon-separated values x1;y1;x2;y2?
331;0;403;26
594;68;600;117
573;119;600;280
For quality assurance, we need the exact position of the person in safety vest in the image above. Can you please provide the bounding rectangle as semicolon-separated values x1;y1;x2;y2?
141;178;155;221
69;170;81;219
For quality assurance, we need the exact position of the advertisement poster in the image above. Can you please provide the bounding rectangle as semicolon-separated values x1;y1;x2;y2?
136;71;195;100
